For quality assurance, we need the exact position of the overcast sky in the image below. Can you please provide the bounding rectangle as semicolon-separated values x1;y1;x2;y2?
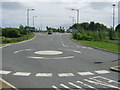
1;0;119;30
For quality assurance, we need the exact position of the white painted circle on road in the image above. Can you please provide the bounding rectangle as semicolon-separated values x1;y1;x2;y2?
35;50;63;55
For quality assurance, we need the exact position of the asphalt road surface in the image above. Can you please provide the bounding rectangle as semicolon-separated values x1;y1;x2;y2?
1;33;120;90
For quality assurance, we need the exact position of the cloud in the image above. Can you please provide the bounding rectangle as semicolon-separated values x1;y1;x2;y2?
2;2;25;10
89;2;113;10
118;1;120;24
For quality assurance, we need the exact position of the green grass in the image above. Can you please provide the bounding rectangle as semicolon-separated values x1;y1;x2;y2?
72;37;120;53
0;32;35;44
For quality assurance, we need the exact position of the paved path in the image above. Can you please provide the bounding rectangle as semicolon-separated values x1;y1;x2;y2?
1;33;119;89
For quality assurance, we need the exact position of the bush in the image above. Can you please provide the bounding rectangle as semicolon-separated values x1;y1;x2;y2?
2;28;21;38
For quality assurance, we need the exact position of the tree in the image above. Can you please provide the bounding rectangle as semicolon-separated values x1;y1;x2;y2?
115;24;120;32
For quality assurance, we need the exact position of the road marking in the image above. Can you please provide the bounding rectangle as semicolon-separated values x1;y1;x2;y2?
60;33;68;47
76;81;95;89
0;70;11;75
52;85;60;90
87;47;93;49
78;72;94;76
94;70;110;74
35;50;63;55
0;44;11;48
13;72;31;76
28;56;44;59
14;49;33;53
36;73;52;77
68;82;82;88
58;73;74;77
0;78;17;89
82;47;87;48
59;49;81;54
76;46;81;47
91;76;119;83
74;50;81;53
60;84;70;89
84;79;120;89
28;56;74;59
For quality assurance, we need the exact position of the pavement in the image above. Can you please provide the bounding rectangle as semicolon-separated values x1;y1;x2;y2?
0;33;120;89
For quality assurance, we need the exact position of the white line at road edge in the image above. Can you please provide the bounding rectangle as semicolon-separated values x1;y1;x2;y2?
28;56;74;59
0;78;17;89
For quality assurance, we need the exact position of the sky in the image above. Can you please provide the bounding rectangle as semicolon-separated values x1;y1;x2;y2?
0;0;119;30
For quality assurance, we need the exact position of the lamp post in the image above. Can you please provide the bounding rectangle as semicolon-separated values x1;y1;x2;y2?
69;16;75;25
70;9;80;43
33;16;37;27
71;9;79;23
27;9;35;27
112;4;115;30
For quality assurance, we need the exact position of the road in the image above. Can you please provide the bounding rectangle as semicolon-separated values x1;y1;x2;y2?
1;33;120;89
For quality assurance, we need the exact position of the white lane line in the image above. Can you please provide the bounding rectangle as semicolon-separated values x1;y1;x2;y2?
76;81;95;89
0;70;11;75
87;47;93;49
58;73;74;77
36;73;52;77
76;46;81;47
0;78;17;89
13;72;31;76
78;72;94;76
14;50;23;53
68;82;82;88
28;56;74;59
92;76;119;83
60;84;70;89
28;56;44;59
74;50;81;53
84;79;120;89
60;33;68;47
94;70;110;74
14;49;33;53
82;47;87;48
52;86;60;90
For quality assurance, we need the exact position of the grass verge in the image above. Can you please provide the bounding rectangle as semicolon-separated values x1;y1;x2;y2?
71;37;120;53
0;32;35;44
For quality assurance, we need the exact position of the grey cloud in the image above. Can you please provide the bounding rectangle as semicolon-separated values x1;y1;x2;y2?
118;1;120;24
89;2;113;10
2;2;25;10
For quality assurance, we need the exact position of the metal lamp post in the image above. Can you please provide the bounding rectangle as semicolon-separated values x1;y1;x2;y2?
70;9;80;43
71;9;79;23
70;16;75;25
112;4;115;30
27;9;35;27
33;16;37;27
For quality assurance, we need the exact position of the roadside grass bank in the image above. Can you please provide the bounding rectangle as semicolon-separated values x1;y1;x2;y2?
71;36;120;53
0;32;35;45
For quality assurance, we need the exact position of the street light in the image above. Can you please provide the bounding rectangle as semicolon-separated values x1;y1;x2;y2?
69;16;75;25
112;4;115;30
27;9;35;26
33;16;37;27
70;9;79;23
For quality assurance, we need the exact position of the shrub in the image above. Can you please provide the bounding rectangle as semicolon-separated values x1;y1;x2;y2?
2;28;21;38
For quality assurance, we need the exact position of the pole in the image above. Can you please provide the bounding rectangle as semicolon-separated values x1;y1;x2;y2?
41;16;42;30
27;9;29;26
113;4;115;30
33;16;34;27
77;10;79;23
